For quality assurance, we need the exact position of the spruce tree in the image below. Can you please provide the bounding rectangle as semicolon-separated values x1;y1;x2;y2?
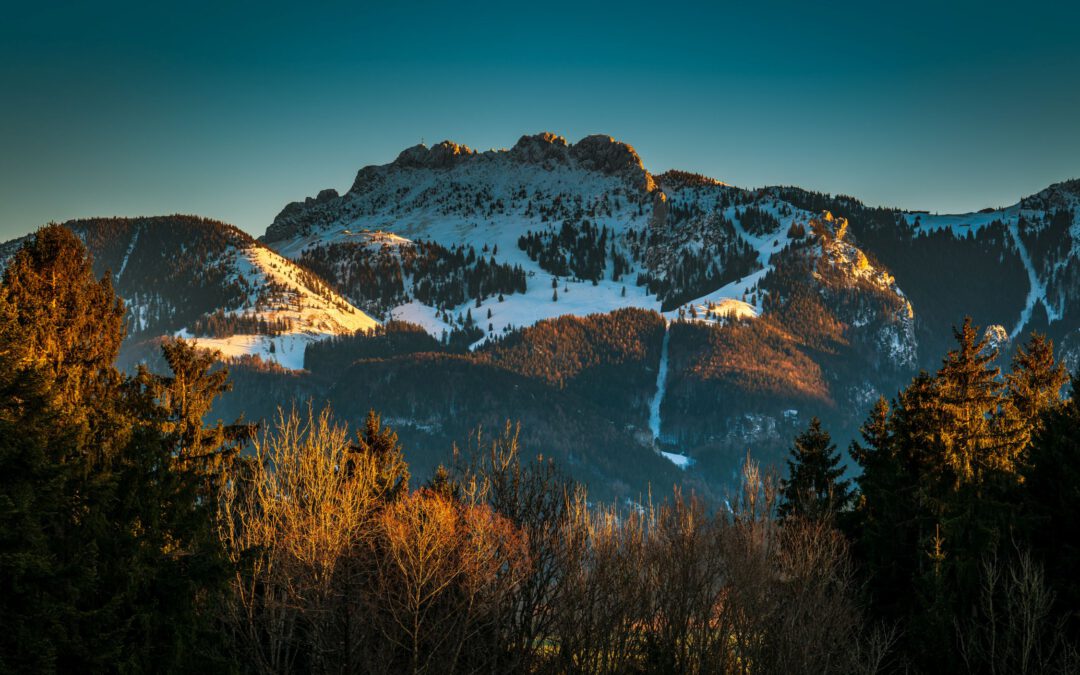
1006;332;1068;436
847;395;916;619
133;338;255;490
853;320;1054;670
0;291;73;673
1021;376;1080;631
778;417;852;520
934;317;1006;484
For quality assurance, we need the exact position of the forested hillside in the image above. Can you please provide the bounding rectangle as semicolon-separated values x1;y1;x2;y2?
6;136;1078;500
4;222;1080;674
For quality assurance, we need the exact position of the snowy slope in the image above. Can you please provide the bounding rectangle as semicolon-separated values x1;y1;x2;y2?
905;179;1080;339
261;133;847;348
254;134;932;443
179;244;378;369
0;216;378;371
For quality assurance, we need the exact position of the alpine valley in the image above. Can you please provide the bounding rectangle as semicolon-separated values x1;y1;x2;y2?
10;132;1080;501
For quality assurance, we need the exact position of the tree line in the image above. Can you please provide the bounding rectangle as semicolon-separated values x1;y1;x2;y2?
298;239;527;318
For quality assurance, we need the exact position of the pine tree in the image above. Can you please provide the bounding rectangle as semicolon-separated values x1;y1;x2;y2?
849;321;1056;670
0;291;73;673
133;338;254;488
427;464;460;501
847;395;920;619
849;396;893;505
778;417;852;521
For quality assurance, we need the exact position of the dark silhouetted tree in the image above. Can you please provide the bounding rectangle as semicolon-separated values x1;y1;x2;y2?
779;417;852;521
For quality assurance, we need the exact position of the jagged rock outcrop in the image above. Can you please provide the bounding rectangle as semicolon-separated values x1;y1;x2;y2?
264;132;658;244
391;140;477;169
509;132;571;165
569;134;655;192
271;188;340;233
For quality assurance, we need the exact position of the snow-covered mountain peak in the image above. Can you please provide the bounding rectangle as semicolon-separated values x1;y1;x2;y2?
266;132;659;245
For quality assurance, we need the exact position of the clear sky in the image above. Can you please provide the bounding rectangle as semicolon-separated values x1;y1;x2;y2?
2;0;1079;240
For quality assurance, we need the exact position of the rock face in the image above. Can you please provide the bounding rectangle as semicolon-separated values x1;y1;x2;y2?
272;188;340;228
263;132;658;244
509;132;571;165
569;134;655;192
391;141;477;169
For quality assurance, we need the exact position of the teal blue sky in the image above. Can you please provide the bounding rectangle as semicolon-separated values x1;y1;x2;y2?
2;0;1079;240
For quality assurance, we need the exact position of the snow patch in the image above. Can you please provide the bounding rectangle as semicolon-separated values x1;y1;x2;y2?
648;328;671;440
116;226;140;281
661;451;695;470
1006;219;1061;338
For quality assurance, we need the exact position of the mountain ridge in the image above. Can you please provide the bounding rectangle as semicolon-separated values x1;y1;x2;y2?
4;133;1078;497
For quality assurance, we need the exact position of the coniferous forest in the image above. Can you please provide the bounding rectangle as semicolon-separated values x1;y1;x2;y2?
4;226;1080;675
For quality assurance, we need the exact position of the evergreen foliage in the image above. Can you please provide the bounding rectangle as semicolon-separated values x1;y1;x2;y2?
778;417;853;521
1021;375;1080;638
0;226;242;672
845;320;1078;672
299;238;527;317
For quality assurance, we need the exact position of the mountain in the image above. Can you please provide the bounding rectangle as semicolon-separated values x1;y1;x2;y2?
2;215;377;370
5;134;1077;499
251;133;1078;493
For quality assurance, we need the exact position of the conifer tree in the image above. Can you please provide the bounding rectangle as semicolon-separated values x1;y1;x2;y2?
1021;376;1080;631
1;224;124;414
0;290;73;673
353;409;409;502
133;338;254;487
935;318;1008;483
778;417;852;520
847;320;1067;670
0;226;233;671
849;396;895;518
1006;332;1068;435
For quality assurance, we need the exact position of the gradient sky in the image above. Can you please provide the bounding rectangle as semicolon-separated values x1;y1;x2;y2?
3;0;1079;241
